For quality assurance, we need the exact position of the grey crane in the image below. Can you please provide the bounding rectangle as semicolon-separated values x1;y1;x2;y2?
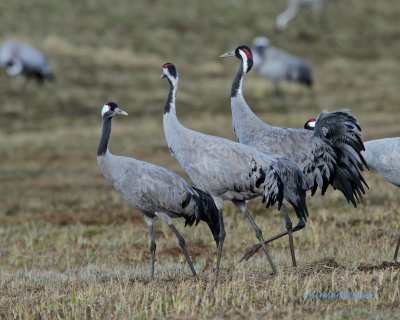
161;62;309;275
251;37;313;97
219;45;368;262
97;102;221;280
275;0;327;31
305;118;400;261
0;40;54;83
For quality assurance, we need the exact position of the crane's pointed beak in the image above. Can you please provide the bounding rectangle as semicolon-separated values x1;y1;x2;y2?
115;108;128;116
219;50;235;58
160;73;166;79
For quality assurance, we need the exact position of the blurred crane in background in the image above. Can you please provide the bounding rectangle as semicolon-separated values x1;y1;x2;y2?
275;0;327;31
0;40;54;83
251;37;313;97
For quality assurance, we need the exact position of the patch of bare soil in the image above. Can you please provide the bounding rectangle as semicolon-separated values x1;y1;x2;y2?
41;209;143;226
162;240;212;258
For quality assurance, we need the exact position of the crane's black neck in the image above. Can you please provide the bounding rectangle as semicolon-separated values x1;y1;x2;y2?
231;61;245;98
97;116;112;156
164;78;176;114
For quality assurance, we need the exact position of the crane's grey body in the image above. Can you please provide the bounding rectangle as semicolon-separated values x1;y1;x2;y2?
233;96;313;164
165;115;306;206
276;0;327;31
98;153;205;220
362;138;400;261
251;37;313;89
0;40;53;81
162;63;308;273
97;102;221;280
362;138;400;187
226;45;367;207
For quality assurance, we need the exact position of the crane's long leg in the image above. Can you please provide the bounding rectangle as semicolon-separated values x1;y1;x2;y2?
394;233;400;261
144;215;157;280
169;224;197;278
214;209;226;286
281;204;296;267
148;222;156;280
237;204;277;274
239;218;306;262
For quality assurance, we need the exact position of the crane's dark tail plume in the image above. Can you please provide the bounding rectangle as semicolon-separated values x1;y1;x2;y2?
260;162;308;221
308;110;368;207
185;187;221;246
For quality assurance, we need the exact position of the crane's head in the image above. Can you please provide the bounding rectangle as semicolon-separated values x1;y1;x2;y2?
304;118;316;130
161;62;178;84
251;37;271;56
101;102;128;119
219;45;253;73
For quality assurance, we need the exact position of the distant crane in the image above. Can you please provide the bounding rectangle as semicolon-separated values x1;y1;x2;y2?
275;0;327;31
305;118;400;261
251;37;313;97
97;102;221;280
161;62;309;274
219;45;368;262
0;40;54;83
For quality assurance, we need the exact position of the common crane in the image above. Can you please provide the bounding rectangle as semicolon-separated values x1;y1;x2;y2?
220;45;368;262
251;37;313;97
97;102;221;280
161;63;309;274
275;0;327;31
0;40;54;83
305;118;400;261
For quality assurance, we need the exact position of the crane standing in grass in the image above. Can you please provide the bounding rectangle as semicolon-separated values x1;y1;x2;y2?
305;118;400;261
97;102;221;280
0;40;54;83
161;62;309;275
219;45;368;263
251;37;313;97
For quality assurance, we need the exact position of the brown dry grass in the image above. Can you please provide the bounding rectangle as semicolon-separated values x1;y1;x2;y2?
0;0;400;319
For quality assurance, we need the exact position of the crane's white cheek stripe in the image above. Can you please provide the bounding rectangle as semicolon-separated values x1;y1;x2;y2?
101;105;110;116
239;50;248;73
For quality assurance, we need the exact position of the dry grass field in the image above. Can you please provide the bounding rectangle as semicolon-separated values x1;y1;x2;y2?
0;0;399;319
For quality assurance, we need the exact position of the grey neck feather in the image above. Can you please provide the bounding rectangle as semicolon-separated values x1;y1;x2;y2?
163;77;188;150
97;116;112;156
231;61;245;98
164;78;176;114
231;61;271;139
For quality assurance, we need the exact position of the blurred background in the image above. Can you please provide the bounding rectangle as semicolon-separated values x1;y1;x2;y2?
1;0;399;221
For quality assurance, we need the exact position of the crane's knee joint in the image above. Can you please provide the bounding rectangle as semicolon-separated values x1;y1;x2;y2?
294;219;306;231
150;240;156;252
254;228;263;239
219;230;226;242
178;238;185;247
285;219;293;231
